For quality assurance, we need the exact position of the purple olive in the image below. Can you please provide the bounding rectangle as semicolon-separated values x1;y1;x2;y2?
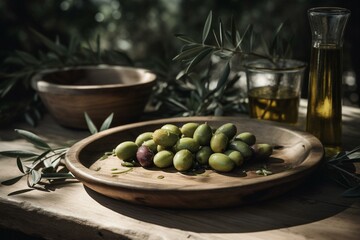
136;145;154;167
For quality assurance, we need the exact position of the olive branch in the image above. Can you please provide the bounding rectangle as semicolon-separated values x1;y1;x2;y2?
153;11;293;118
0;113;113;189
173;11;293;73
0;30;133;126
326;146;360;197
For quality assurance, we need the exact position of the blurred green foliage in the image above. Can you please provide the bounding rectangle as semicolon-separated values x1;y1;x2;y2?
0;0;344;63
0;0;358;125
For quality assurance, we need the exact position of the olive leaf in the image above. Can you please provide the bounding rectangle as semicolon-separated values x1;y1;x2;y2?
218;18;224;48
100;113;114;132
230;16;238;48
42;173;74;180
15;50;41;65
342;185;360;198
174;34;196;44
212;29;221;47
14;129;51;150
172;45;206;61
1;175;25;186
217;62;230;92
84;112;98;135
28;169;42;187
16;157;26;174
85;112;114;134
185;47;213;73
29;28;67;56
256;168;273;176
202;11;213;44
0;150;38;158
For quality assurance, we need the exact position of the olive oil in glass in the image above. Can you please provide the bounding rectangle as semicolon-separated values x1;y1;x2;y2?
306;46;342;151
245;59;306;124
306;7;350;156
248;86;299;123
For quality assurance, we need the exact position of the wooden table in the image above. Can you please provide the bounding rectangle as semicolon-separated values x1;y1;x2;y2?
1;101;360;240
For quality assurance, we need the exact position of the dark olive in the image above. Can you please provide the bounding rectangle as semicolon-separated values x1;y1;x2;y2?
136;145;154;167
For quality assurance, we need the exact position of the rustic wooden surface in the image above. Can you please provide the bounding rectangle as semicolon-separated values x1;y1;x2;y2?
1;100;360;240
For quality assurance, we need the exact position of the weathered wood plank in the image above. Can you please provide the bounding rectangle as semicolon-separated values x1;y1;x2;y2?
1;101;360;239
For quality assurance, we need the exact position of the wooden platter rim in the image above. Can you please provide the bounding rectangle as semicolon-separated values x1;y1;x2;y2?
65;116;324;192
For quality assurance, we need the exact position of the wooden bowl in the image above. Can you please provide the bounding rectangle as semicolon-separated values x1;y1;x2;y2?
31;65;156;129
65;116;324;209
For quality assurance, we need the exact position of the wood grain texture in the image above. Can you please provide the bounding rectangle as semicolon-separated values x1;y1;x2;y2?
1;102;359;240
65;116;324;208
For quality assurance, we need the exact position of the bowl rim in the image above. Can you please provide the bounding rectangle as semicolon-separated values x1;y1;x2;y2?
244;59;307;72
31;65;157;92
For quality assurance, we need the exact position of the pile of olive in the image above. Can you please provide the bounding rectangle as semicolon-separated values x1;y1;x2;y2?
114;122;273;172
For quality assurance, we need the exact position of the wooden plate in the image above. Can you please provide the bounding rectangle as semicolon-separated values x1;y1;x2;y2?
65;116;324;209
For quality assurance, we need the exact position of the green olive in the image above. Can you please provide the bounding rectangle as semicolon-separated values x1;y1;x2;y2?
235;132;256;146
228;140;253;161
174;137;200;153
196;146;213;165
152;129;179;147
157;144;172;152
215;123;237;140
153;150;174;168
135;132;153;146
224;149;244;167
173;149;194;171
142;139;157;153
208;153;235;172
161;124;182;137
251;143;273;161
210;133;228;153
193;123;213;146
181;122;200;138
115;141;138;161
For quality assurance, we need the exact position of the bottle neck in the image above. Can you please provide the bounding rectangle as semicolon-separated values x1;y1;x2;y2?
308;7;350;48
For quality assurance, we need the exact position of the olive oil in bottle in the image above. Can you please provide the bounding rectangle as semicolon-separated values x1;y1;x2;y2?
307;7;350;156
306;45;342;153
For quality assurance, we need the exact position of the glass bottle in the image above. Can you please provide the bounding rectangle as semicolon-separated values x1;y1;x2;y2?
306;7;350;156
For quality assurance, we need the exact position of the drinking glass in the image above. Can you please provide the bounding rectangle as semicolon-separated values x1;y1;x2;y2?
245;59;306;124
